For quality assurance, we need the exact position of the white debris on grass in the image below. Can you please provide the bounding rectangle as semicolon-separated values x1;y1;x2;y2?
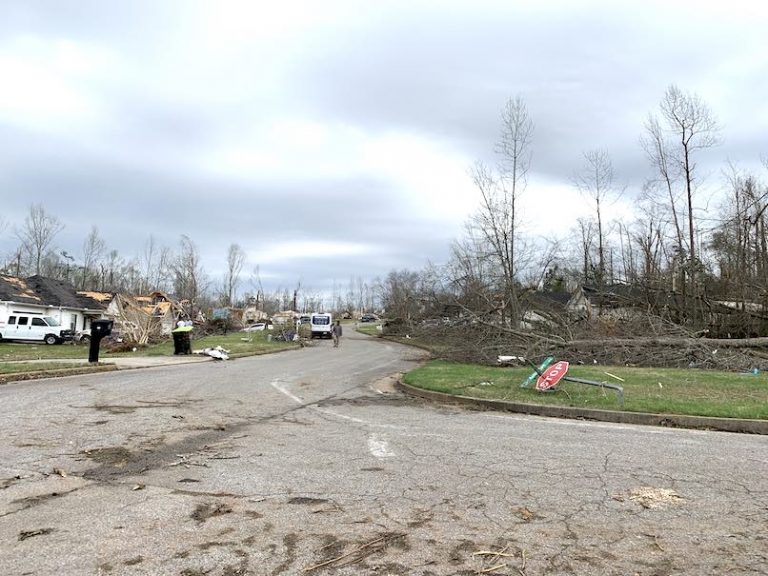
195;346;230;360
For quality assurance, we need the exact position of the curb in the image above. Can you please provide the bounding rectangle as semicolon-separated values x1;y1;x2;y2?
395;381;768;435
0;364;119;385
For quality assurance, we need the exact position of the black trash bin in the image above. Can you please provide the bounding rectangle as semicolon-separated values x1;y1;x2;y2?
172;331;183;355
172;325;193;355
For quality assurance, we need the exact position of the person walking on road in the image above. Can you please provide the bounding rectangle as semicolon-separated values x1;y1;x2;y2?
331;320;343;348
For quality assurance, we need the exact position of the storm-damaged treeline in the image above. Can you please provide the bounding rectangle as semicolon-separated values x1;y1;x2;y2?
0;211;377;318
2;83;768;350
378;85;768;367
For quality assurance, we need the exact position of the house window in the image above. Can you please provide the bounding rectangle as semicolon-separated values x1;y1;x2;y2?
8;316;16;325
17;317;28;326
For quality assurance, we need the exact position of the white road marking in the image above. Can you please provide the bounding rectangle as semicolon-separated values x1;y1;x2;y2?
313;407;405;430
270;380;303;404
315;408;366;424
271;381;404;429
368;433;396;458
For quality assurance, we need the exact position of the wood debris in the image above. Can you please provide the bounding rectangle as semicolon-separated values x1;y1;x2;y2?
303;532;405;572
19;528;53;541
514;506;537;522
628;487;684;509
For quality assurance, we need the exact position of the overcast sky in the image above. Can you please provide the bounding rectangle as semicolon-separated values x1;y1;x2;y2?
1;0;766;297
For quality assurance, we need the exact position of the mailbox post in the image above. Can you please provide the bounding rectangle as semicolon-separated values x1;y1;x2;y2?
88;319;114;363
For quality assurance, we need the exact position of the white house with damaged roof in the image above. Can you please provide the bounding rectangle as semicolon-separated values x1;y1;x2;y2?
0;274;109;334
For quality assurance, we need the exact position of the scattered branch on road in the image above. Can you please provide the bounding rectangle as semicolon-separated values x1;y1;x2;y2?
18;528;54;541
473;544;531;576
643;533;666;551
303;531;406;572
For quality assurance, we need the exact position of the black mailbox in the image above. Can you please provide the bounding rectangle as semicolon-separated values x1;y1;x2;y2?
92;319;114;336
88;319;114;363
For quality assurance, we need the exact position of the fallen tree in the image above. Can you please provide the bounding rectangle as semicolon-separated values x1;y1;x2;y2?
392;314;768;372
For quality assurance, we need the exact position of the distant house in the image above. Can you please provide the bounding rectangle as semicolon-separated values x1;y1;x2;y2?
242;304;269;326
0;274;108;331
133;291;183;335
272;310;299;325
565;287;591;319
573;284;647;320
520;290;573;329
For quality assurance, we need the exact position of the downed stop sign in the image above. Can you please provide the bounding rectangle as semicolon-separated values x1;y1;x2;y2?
535;361;569;390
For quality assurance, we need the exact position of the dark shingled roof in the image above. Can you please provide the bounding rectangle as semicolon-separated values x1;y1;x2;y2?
0;275;106;311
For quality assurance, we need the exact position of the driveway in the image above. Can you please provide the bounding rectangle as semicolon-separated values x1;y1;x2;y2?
1;331;766;575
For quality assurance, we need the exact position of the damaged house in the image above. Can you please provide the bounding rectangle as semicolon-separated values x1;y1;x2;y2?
0;274;108;332
77;290;185;344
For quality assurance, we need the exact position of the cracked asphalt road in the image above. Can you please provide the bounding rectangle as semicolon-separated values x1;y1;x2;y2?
1;331;767;575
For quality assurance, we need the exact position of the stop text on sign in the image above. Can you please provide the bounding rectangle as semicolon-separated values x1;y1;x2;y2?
535;361;570;390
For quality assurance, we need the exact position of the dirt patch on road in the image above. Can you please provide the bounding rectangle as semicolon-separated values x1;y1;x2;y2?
80;424;247;481
91;398;203;415
191;502;233;523
317;394;420;409
287;496;328;505
81;446;134;465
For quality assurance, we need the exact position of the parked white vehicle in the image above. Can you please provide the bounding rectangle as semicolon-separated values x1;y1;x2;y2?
243;322;272;332
310;312;333;339
74;329;91;343
0;312;74;344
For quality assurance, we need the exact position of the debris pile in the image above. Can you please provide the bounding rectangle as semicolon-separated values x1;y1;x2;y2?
195;346;230;360
411;315;768;371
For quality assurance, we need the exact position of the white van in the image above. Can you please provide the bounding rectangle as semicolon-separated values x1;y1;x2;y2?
310;312;333;339
0;313;74;345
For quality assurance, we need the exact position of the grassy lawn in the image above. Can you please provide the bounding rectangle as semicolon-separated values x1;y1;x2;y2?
404;360;768;420
0;330;296;362
0;361;87;374
356;322;383;336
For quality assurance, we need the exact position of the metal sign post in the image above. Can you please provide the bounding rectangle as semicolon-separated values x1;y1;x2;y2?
520;356;554;388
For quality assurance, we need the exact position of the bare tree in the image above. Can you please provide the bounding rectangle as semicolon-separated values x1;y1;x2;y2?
380;269;423;325
462;96;534;327
222;243;246;306
573;149;619;289
100;249;125;292
631;199;668;287
138;236;171;294
248;265;265;309
16;204;64;276
172;235;207;317
496;95;534;242
641;116;686;266
660;85;720;278
80;226;106;290
573;217;595;285
643;85;720;307
710;167;768;303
